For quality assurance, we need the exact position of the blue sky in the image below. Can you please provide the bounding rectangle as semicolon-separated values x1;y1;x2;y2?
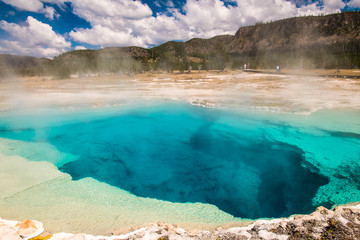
0;0;359;58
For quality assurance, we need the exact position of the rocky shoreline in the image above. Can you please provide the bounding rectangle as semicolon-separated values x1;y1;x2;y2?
2;203;360;240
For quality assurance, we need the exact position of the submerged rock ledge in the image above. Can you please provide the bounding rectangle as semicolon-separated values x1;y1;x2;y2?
2;203;360;240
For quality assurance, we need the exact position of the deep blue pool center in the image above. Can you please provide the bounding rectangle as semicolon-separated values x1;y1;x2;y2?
2;103;359;219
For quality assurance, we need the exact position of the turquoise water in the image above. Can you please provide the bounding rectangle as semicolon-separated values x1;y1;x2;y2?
0;102;359;219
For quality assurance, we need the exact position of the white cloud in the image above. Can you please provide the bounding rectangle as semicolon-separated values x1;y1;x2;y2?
69;0;239;47
322;0;346;13
296;2;323;15
0;16;71;57
347;0;360;7
74;45;86;50
42;6;59;20
7;11;15;16
181;0;235;32
0;0;65;20
68;0;160;47
1;0;43;12
0;39;65;58
70;0;152;21
70;25;146;47
166;0;175;8
68;0;348;49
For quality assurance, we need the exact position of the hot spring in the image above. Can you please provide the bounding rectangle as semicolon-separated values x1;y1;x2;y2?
0;102;359;229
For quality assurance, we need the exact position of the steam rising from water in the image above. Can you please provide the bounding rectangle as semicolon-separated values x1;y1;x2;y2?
1;72;359;114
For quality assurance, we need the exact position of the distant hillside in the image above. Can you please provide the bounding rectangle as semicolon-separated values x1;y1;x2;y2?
150;35;234;71
153;12;360;70
1;11;359;78
0;54;51;77
227;12;360;68
230;12;360;53
51;47;150;78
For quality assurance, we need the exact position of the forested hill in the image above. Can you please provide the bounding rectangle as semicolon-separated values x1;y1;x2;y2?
1;11;359;78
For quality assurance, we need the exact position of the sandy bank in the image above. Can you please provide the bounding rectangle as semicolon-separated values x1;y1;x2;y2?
0;70;359;113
